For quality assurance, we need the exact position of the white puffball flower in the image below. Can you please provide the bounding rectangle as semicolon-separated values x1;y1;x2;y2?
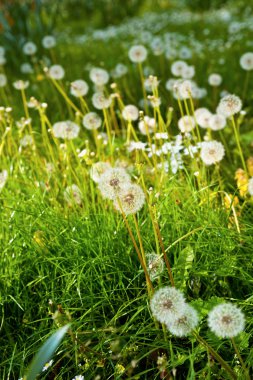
208;114;226;131
240;52;253;71
98;167;131;200
171;60;188;77
92;92;112;110
20;63;34;74
90;67;109;86
0;73;7;87
82;112;102;130
52;120;80;140
177;80;195;99
166;304;199;337
23;41;37;55
48;65;65;80
248;177;253;196
64;184;82;206
128;45;148;63
178;115;195;133
70;79;89;97
144;76;159;92
217;94;242;117
181;65;195;79
138;116;156;135
208;303;245;338
122;105;139;121
112;63;128;78
208;73;222;86
90;161;111;183
150;286;186;324
13;80;29;90
42;35;56;49
0;170;8;191
114;183;146;215
200;140;225;165
195;108;212;129
165;78;177;91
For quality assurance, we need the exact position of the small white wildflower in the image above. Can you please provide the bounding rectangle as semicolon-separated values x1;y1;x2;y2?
82;112;102;130
128;45;147;63
208;303;245;338
70;80;89;97
127;141;147;152
48;65;65;80
122;105;139;121
240;52;253;71
98;167;131;200
150;286;186;324
217;94;242;117
114;183;145;215
200;140;225;165
166;304;199;337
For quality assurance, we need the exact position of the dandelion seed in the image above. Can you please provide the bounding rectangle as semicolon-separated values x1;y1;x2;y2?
208;303;245;338
48;65;65;80
166;304;199;337
98;168;131;200
122;105;139;121
178;115;195;133
217;94;242;117
0;170;8;191
128;45;147;63
52;121;80;140
82;112;102;130
42;35;56;49
23;41;37;55
42;359;53;372
90;67;109;86
70;80;89;97
90;162;111;183
64;184;82;205
150;286;186;324
146;253;164;281
114;183;145;215
208;73;222;86
200;140;225;165
240;52;253;71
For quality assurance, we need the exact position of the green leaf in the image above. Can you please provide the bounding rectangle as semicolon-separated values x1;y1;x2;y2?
25;324;70;380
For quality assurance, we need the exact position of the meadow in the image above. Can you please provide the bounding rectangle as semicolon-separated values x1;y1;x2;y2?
1;1;253;379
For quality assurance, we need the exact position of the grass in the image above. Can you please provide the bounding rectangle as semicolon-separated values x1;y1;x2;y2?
1;1;253;379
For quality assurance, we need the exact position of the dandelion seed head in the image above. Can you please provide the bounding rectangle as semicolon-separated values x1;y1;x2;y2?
208;73;222;86
0;73;7;87
0;170;8;191
82;112;102;130
208;114;226;131
70;80;89;97
178;115;195;133
90;162;111;183
48;65;65;80
13;80;29;90
114;183;145;215
92;92;112;109
122;105;139;121
42;35;56;49
200;140;225;165
90;67;109;86
240;52;253;71
195;108;212;129
166;304;199;337
138;116;156;135
64;184;82;205
98;168;131;200
171;60;188;77
208;303;245;338
52;120;80;140
217;94;242;117
150;286;186;324
128;45;147;63
23;41;37;55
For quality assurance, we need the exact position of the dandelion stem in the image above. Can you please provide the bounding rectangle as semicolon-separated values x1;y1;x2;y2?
231;338;250;380
193;332;237;380
231;115;247;174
